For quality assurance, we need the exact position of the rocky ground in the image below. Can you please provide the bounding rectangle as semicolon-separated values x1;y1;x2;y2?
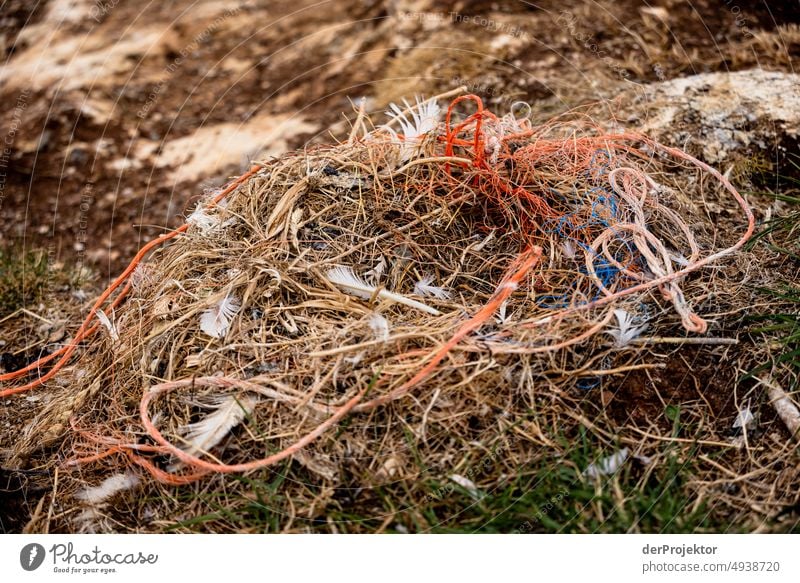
1;0;797;272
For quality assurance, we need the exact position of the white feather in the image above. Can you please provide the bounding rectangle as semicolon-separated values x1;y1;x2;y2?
605;309;647;347
326;265;440;316
73;507;102;533
186;205;222;235
733;406;754;429
325;266;373;301
561;239;577;259
365;256;387;284
76;473;139;505
368;313;390;341
413;274;451;300
449;474;482;499
199;294;240;339
472;229;496;252
669;252;689;267
130;264;152;292
584;448;629;479
94;309;120;343
383;96;441;160
178;394;256;458
494;300;510;324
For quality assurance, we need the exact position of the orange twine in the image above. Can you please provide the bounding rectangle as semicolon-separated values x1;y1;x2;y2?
3;95;755;484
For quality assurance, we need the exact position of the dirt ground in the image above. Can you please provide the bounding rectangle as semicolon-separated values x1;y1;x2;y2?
1;0;799;533
2;0;797;273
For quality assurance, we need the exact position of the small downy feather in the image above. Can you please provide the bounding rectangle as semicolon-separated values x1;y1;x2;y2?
326;265;440;316
494;300;510;325
413;274;451;300
383;96;441;160
186;205;222;235
76;472;139;505
449;474;482;499
95;309;120;343
584;448;629;479
732;405;755;430
365;256;387;284
199;294;240;339
73;507;103;534
669;251;690;267
368;313;390;341
178;394;257;458
605;309;647;347
130;264;152;292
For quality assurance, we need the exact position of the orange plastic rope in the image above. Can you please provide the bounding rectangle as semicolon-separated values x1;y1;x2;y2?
18;94;754;484
0;166;262;398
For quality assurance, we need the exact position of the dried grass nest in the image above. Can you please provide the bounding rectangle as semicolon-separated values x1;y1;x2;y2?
10;92;753;506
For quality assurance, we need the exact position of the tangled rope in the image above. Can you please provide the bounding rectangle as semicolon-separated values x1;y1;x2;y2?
0;167;261;398
2;93;754;486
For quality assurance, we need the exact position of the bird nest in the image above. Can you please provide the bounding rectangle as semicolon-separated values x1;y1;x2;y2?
5;92;753;511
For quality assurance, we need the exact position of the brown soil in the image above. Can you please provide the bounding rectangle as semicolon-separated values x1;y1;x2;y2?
2;0;797;275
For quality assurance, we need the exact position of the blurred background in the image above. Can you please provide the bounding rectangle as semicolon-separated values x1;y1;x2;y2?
1;0;797;276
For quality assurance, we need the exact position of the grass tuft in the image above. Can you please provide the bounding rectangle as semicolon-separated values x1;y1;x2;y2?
0;248;51;318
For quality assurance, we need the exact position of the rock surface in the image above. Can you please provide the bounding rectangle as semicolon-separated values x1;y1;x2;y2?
626;69;800;164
